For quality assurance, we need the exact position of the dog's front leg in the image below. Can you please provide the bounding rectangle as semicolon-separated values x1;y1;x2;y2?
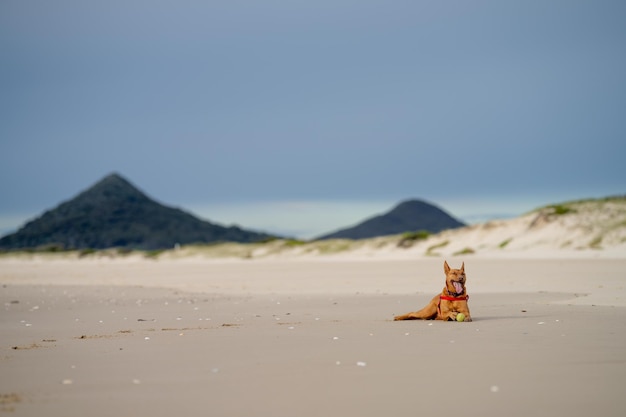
447;311;472;322
444;311;458;321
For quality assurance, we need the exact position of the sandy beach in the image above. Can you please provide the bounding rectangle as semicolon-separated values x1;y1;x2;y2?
1;256;626;416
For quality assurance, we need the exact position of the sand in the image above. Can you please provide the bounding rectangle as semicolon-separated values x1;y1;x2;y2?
1;257;626;416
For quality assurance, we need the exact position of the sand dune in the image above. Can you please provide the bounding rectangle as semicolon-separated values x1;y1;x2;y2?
160;197;626;260
167;197;626;260
397;198;626;259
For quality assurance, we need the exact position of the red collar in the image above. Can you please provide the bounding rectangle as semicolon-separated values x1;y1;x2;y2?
437;294;469;318
440;294;468;301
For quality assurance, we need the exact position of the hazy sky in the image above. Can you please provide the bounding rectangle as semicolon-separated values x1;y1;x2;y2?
1;0;625;238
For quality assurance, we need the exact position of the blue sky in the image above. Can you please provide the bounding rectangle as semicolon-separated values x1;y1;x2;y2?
1;0;625;239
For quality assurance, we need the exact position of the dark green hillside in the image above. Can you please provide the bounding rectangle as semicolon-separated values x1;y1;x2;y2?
0;173;273;250
316;199;465;240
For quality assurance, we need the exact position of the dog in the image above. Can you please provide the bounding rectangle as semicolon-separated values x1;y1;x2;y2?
394;261;472;321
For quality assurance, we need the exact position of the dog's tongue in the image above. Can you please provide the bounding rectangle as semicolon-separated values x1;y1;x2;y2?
453;282;463;294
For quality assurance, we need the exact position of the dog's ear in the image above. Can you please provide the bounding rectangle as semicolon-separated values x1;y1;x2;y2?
461;262;465;273
444;260;450;274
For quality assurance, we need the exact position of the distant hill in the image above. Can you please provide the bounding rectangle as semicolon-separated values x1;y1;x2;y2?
0;173;273;250
315;199;465;240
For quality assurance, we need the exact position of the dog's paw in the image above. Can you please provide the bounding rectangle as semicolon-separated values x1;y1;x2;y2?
458;314;472;322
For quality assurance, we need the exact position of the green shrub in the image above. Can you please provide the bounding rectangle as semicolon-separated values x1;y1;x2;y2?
549;205;575;215
499;238;512;248
404;230;430;240
397;230;431;248
258;236;279;244
316;241;351;254
285;239;307;247
144;249;164;259
453;247;475;256
79;248;97;257
589;236;602;249
35;243;66;252
116;247;134;256
426;240;449;255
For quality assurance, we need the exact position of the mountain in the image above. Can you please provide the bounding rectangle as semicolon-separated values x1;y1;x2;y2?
315;199;465;240
0;173;273;250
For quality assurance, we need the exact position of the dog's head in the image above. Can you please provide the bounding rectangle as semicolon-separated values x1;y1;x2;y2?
444;260;466;296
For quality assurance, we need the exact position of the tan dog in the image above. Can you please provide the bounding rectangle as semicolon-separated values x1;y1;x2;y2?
394;261;472;322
